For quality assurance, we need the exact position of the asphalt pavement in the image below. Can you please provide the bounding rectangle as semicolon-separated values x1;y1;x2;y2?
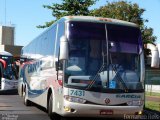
0;94;50;120
0;93;159;120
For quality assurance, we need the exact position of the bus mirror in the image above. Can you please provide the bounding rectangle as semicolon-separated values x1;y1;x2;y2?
59;36;69;60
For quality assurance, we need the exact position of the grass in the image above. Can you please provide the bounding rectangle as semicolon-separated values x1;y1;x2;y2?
145;91;160;112
145;101;160;112
145;92;160;97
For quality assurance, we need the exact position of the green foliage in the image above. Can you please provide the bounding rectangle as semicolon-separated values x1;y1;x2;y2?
37;0;156;45
91;1;156;44
141;27;157;44
145;101;160;112
91;1;146;26
37;0;97;28
146;92;160;97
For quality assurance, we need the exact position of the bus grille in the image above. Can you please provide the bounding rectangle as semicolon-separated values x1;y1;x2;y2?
85;101;128;106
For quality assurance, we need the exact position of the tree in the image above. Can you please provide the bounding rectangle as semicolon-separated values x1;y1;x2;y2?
38;1;156;45
141;27;157;44
90;1;156;44
37;0;97;28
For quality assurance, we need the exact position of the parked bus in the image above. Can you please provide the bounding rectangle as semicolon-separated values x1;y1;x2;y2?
0;51;18;92
19;16;154;119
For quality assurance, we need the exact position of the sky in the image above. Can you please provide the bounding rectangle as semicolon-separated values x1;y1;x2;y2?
0;0;159;46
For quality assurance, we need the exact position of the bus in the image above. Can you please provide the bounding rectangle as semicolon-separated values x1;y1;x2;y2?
0;51;18;92
19;16;155;119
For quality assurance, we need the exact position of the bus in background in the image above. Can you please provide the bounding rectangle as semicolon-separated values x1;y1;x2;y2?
18;56;29;96
0;51;18;92
18;16;158;119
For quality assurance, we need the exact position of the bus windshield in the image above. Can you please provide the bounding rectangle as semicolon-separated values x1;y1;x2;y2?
65;21;142;91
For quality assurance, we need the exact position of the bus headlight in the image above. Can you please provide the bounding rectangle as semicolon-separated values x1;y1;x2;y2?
64;95;86;104
127;100;143;106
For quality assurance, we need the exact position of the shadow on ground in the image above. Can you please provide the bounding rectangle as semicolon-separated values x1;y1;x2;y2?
0;89;18;95
144;108;160;115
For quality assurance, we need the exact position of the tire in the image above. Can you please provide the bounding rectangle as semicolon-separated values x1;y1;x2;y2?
0;63;3;89
0;62;3;75
48;93;61;120
20;86;23;97
23;86;32;106
18;85;23;97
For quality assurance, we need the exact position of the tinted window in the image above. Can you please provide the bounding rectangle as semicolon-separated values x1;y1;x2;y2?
55;22;65;57
68;21;106;40
107;24;141;54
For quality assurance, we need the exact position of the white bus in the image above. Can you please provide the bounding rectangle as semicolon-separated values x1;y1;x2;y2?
0;51;18;93
19;16;152;119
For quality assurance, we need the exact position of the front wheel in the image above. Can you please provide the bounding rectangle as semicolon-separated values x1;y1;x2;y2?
48;93;62;120
0;62;3;89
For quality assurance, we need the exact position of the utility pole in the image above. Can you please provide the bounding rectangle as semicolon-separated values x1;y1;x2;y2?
4;0;6;25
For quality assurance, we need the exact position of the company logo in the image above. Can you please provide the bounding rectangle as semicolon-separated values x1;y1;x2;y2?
28;60;43;73
116;94;141;98
104;98;110;104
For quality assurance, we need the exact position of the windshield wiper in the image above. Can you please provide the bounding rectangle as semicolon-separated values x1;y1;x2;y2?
86;63;106;90
110;64;128;90
86;51;106;90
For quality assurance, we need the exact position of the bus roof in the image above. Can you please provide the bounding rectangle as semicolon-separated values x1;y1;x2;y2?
22;16;139;51
62;16;138;27
0;51;13;56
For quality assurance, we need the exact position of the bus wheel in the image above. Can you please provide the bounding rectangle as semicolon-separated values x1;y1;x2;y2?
19;85;23;97
23;87;32;106
0;62;3;89
48;93;61;120
21;86;24;97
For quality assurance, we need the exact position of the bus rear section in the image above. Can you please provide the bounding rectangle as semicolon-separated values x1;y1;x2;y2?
0;51;18;92
20;16;145;119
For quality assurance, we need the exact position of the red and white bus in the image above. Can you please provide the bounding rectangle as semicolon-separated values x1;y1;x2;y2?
0;51;18;93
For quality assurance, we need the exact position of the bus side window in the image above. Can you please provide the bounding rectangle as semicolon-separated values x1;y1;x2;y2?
55;22;65;58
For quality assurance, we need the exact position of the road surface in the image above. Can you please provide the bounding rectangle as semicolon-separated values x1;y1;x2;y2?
0;94;159;120
0;95;50;120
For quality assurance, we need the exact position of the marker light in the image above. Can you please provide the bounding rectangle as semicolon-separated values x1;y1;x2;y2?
58;80;63;86
127;100;143;106
138;111;142;115
64;106;71;112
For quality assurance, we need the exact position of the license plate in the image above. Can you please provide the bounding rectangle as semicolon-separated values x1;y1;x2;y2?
69;89;85;97
100;110;113;115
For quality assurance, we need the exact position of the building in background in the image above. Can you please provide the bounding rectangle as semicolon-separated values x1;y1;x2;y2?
0;25;22;57
145;43;160;93
0;26;14;45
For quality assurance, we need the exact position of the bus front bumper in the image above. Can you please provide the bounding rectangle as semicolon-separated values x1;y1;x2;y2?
60;102;143;118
